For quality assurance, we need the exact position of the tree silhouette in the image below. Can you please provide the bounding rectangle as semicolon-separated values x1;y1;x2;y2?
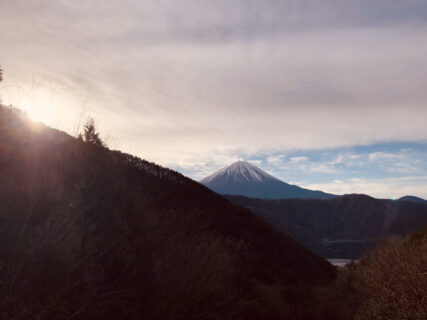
79;117;104;147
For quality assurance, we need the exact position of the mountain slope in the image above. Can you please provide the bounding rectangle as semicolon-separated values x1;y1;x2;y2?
201;161;335;199
0;106;335;320
227;194;427;258
399;195;427;203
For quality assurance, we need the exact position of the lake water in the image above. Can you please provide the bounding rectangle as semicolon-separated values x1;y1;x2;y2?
306;239;378;260
327;259;358;267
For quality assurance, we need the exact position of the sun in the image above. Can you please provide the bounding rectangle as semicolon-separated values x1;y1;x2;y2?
22;100;56;125
27;106;55;124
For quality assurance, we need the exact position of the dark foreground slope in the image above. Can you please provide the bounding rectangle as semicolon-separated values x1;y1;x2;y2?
0;106;335;320
227;194;427;258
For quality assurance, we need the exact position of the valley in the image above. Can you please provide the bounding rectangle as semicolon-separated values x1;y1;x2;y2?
201;161;427;259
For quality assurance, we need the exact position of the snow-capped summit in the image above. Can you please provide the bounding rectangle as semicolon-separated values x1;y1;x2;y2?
201;161;335;200
201;161;278;185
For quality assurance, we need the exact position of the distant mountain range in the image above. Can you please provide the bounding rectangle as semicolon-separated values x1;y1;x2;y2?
227;194;427;259
201;161;335;199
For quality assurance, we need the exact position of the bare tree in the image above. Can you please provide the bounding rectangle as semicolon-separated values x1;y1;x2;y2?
74;102;87;137
0;66;3;103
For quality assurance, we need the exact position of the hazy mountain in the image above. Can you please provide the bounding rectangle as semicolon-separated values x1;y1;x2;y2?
0;106;335;320
201;161;335;199
227;194;427;259
399;195;427;203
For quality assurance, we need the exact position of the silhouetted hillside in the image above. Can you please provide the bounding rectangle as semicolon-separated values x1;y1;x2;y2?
0;106;335;320
227;194;427;258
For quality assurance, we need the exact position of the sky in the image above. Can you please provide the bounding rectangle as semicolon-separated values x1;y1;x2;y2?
1;0;427;198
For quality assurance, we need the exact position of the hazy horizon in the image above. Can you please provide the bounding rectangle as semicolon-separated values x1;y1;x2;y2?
1;1;427;198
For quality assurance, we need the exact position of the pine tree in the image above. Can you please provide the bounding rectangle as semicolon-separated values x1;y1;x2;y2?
82;117;104;147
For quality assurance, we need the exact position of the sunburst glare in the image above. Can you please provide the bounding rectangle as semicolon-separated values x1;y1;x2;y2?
21;99;56;125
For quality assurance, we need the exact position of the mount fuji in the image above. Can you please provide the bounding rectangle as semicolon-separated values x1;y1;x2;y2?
200;161;335;200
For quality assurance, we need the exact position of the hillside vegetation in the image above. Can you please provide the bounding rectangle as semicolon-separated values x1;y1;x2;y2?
355;229;427;319
318;228;427;320
0;106;335;320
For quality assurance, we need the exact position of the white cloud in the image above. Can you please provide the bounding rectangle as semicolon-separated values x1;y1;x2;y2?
1;1;427;174
329;154;344;165
248;159;263;166
302;176;427;199
289;156;309;163
368;152;400;161
309;163;338;174
266;154;285;164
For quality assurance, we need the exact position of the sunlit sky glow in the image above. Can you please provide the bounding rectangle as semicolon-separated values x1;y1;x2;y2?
1;1;427;198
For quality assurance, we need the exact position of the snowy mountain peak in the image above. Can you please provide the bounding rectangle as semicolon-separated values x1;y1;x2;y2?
200;161;278;185
200;161;336;200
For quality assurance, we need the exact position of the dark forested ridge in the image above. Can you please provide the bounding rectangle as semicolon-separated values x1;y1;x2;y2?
0;106;335;320
227;194;427;258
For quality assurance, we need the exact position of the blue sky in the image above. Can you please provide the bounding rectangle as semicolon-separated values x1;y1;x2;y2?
1;1;427;198
174;142;427;199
